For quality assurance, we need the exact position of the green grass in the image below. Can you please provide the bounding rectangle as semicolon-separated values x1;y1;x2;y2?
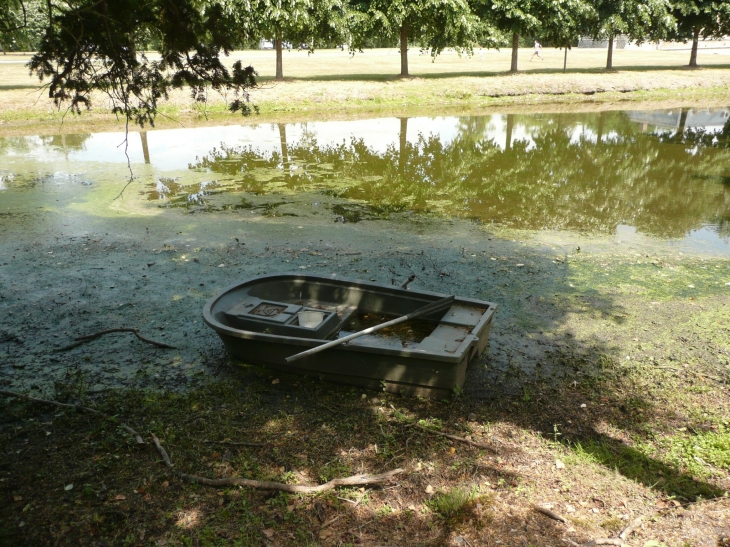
2;47;730;135
567;437;726;499
426;487;477;519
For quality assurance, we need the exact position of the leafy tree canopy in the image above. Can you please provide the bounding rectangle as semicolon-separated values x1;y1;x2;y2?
671;0;730;40
590;0;673;42
538;0;597;48
244;0;349;47
350;0;485;56
2;0;258;127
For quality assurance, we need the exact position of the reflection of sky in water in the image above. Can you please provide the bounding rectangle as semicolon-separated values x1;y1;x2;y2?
0;117;463;170
617;224;729;254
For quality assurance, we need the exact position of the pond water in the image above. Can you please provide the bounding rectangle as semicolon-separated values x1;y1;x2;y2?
1;107;729;254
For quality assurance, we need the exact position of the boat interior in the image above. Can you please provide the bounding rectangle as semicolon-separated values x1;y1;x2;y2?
212;276;490;351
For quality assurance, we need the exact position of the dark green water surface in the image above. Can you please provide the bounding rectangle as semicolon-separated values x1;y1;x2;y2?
1;107;729;252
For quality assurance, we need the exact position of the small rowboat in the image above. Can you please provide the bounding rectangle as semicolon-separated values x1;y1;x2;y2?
203;273;497;398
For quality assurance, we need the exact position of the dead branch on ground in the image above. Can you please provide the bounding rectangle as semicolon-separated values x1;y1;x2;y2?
582;540;624;547
619;516;643;540
408;423;498;453
0;389;144;444
202;439;265;447
534;505;567;523
151;433;403;493
55;328;176;352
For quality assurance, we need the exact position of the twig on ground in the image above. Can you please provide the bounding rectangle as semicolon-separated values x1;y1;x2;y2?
619;516;643;540
202;439;265;447
56;328;176;351
534;505;567;523
337;496;359;505
151;433;403;493
0;389;145;444
582;540;624;547
408;423;498;453
320;513;345;529
151;434;173;466
348;518;375;534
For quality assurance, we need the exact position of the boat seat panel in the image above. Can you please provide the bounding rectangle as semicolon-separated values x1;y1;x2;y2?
417;325;469;354
438;305;486;327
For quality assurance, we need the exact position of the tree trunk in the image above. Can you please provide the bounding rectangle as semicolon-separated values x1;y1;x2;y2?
505;114;514;151
597;111;605;144
278;123;289;177
399;117;408;173
275;28;283;80
400;24;409;77
678;108;688;136
606;35;614;70
140;131;150;164
510;32;519;73
563;43;568;73
689;28;699;67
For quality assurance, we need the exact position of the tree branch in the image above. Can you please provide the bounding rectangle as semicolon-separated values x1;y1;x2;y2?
151;433;403;493
58;327;176;350
408;423;498;453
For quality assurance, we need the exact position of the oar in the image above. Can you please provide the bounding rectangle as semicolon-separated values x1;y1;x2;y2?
285;295;455;363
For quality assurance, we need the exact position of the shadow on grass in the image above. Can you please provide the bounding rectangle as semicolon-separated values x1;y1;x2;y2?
570;433;725;499
255;61;730;83
0;84;38;91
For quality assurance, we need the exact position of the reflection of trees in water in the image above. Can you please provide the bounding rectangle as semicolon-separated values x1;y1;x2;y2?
0;133;91;158
39;133;91;152
0;133;94;189
186;112;730;238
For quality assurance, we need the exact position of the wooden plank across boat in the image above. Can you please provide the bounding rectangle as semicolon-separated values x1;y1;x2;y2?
203;273;497;399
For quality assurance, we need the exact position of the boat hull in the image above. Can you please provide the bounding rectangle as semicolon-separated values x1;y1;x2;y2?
204;273;496;398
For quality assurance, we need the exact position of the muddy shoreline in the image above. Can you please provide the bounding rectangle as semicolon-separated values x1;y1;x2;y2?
2;197;728;400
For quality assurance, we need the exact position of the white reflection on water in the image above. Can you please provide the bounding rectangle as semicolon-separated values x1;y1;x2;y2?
0;117;463;170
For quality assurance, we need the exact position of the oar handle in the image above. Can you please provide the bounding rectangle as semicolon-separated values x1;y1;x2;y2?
285;295;454;363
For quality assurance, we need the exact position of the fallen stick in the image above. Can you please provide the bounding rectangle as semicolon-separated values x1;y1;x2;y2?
57;328;176;351
618;516;643;540
582;540;624;547
409;423;498;453
320;513;345;529
151;433;403;493
534;505;567;523
0;389;144;444
178;468;404;494
202;439;265;447
151;434;173;466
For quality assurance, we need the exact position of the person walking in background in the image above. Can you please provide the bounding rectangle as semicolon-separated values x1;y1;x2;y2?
531;40;543;61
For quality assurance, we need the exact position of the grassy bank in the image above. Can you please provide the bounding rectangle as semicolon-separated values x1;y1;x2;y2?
1;48;729;136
